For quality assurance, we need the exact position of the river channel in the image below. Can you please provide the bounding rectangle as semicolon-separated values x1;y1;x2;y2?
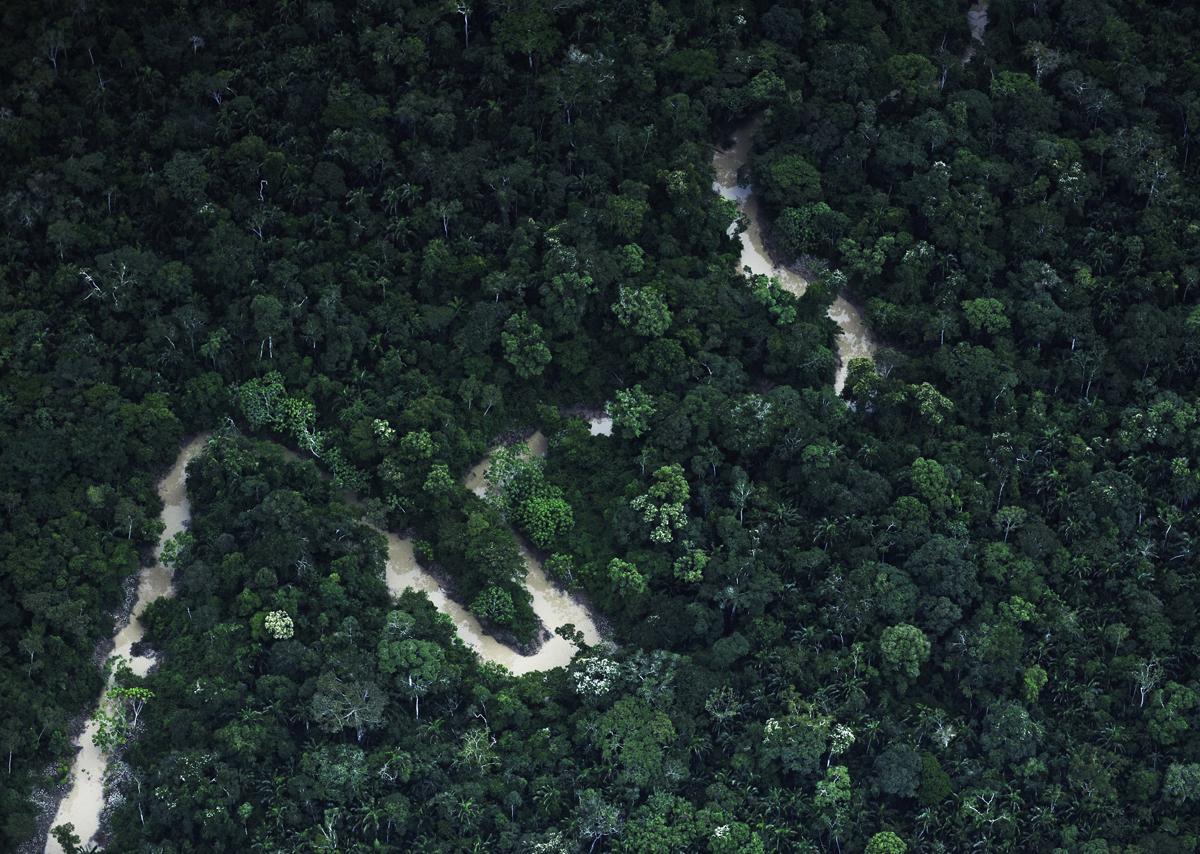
46;422;605;850
713;119;877;392
389;426;602;674
46;433;211;854
48;117;889;852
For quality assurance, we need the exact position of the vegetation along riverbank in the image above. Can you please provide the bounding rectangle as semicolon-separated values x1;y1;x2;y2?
0;0;1198;851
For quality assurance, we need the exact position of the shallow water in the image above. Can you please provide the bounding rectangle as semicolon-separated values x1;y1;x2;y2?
383;531;601;674
713;118;877;392
968;3;989;41
434;430;602;673
46;433;210;854
964;2;989;61
286;432;600;671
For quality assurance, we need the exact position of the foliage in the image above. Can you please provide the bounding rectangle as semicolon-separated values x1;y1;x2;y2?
3;0;1200;851
263;610;294;640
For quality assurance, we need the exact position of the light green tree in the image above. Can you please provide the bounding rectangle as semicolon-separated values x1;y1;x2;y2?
913;382;953;425
423;463;456;496
673;549;708;583
92;684;155;752
612;285;672;337
264;610;294;640
909;458;950;510
471;586;515;628
501;312;552;378
608;385;655;438
608;558;647;599
630;463;689;543
866;830;908;854
483;446;574;548
815;765;851;839
962;297;1011;335
880;624;930;683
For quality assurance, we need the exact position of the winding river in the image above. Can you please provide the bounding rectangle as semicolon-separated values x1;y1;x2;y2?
713;119;876;393
46;433;211;854
287;425;602;673
46;423;604;850
388;426;602;674
45;7;997;838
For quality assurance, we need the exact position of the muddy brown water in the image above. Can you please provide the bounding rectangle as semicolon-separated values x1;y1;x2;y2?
454;428;602;671
298;426;602;672
46;433;211;854
45;421;609;850
712;117;877;393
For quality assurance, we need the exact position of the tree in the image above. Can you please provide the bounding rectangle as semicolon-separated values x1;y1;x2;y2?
981;702;1041;766
236;372;288;431
493;5;562;69
918;752;952;805
609;385;656;438
377;636;446;719
309;670;386;741
250;294;288;360
673;550;708;583
471;586;515;627
1163;764;1200;804
630;464;689;543
993;506;1027;542
605;195;650;241
882;54;936;102
612;286;672;337
264;610;293;640
484;447;574;547
961;298;1010;336
163;151;209;204
880;624;930;684
815;765;851;839
909;458;950;510
764;154;823;207
518;488;574;548
92;685;155;752
874;746;922;798
575;789;623;852
1146;682;1198;745
50;824;84;854
866;831;908;854
777;202;846;256
710;822;765;854
608;558;647;599
501;312;552;378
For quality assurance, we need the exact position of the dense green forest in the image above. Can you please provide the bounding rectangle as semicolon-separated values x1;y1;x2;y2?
2;0;1200;851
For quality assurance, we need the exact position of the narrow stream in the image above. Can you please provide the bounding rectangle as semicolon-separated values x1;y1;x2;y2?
46;433;211;854
964;3;989;61
47;422;604;849
444;428;603;673
713;117;877;392
343;423;601;674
